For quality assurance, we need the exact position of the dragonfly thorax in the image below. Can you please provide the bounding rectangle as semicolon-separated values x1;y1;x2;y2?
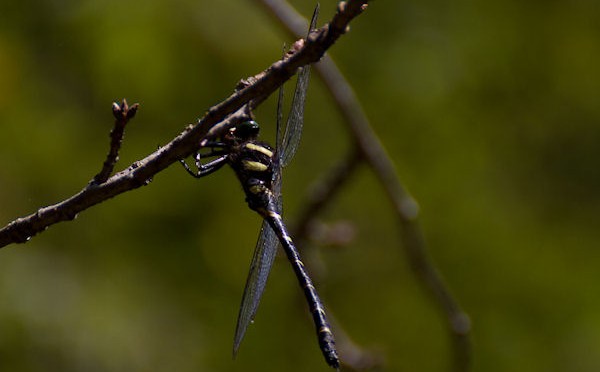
227;137;276;212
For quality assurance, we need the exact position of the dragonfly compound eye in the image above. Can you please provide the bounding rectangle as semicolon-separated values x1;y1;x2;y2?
235;120;260;140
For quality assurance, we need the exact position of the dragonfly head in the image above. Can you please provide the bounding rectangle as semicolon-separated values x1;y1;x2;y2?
231;120;260;141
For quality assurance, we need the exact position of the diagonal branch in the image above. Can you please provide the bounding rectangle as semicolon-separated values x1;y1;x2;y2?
0;0;370;249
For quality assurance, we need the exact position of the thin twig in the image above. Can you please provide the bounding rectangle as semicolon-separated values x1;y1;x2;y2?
255;0;471;370
293;147;361;246
0;0;370;248
93;99;139;184
328;312;385;371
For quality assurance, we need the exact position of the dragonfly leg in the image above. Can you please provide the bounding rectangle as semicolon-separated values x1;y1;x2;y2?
180;152;228;178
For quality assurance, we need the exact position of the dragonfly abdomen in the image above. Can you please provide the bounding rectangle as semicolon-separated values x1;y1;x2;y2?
260;207;340;369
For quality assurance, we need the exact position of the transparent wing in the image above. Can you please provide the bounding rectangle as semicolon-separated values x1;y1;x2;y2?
232;163;285;356
279;64;310;167
275;72;285;160
279;4;319;167
233;218;279;357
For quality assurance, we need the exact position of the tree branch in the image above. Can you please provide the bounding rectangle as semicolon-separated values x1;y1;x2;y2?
0;0;370;249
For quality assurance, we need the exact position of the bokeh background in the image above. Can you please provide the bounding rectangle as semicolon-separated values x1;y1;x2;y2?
1;0;599;371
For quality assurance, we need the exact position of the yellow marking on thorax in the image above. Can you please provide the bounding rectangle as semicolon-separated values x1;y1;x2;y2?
245;143;274;157
242;160;268;172
249;184;266;194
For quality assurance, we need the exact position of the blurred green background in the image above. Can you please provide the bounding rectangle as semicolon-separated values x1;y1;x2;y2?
1;0;599;371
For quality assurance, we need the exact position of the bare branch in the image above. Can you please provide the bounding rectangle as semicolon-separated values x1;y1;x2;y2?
93;99;139;184
0;0;370;249
293;148;361;246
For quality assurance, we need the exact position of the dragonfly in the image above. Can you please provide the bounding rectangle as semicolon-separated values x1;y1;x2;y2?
179;5;339;369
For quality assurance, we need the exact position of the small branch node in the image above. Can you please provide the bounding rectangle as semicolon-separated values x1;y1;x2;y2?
93;99;140;185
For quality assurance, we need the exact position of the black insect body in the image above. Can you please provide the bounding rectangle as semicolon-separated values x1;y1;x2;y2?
181;117;338;368
179;6;339;368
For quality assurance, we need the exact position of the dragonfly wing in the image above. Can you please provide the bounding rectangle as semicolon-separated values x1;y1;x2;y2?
233;171;284;356
276;55;286;155
279;4;319;167
233;218;279;357
279;65;310;167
